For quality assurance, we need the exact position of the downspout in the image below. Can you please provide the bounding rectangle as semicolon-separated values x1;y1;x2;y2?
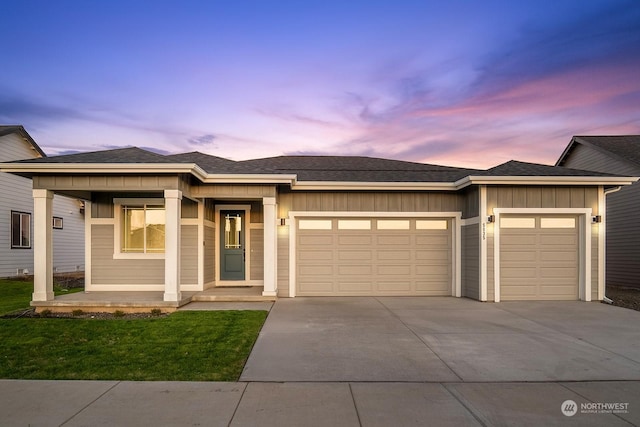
602;186;623;304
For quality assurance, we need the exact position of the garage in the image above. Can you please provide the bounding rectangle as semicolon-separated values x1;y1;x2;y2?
499;215;579;300
295;217;452;296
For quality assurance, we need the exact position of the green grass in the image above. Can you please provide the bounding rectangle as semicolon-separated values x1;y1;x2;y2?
0;279;82;315
0;279;268;381
0;311;267;381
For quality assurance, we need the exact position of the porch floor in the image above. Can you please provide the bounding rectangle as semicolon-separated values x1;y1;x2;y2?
31;286;275;313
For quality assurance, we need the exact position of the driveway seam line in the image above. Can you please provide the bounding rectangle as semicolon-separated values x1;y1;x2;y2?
373;297;464;382
59;380;121;426
557;382;636;426
441;383;488;427
227;381;249;427
495;304;640;367
348;383;363;427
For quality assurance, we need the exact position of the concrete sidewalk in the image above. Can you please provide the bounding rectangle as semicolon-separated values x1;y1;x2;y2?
1;379;638;426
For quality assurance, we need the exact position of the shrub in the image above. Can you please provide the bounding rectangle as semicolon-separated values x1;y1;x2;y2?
113;310;125;318
72;309;84;317
150;308;162;316
40;309;52;317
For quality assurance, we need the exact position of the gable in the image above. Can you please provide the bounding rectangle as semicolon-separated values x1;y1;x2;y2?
0;132;43;162
560;143;640;176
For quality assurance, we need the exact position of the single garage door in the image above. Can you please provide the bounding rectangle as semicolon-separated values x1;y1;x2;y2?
500;215;579;300
296;217;452;296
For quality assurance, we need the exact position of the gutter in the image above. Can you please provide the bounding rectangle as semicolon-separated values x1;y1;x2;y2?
602;186;623;304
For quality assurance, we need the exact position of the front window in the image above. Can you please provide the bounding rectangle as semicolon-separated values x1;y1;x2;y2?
121;205;165;253
11;211;31;249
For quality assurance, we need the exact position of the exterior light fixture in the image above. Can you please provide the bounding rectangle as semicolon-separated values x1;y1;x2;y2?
280;218;287;226
487;215;495;223
592;215;602;223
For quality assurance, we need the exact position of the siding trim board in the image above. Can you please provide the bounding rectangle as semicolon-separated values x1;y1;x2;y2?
288;211;462;298
493;208;593;302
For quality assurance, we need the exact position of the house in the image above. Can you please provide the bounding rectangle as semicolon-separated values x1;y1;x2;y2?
0;126;85;278
0;145;636;309
557;135;640;290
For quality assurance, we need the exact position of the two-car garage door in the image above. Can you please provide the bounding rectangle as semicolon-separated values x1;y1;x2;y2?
296;217;452;296
500;215;579;300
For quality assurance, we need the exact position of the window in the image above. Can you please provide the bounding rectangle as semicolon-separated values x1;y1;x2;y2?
500;217;536;228
378;220;410;230
53;217;63;229
299;219;332;230
11;211;31;249
338;220;371;230
121;205;165;253
540;218;576;228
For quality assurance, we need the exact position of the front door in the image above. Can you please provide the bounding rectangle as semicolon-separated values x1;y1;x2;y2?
220;210;245;280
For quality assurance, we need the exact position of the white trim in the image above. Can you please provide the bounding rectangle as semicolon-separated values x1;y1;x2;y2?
288;211;462;298
262;197;278;297
214;204;252;285
597;186;605;301
291;182;457;191
479;186;488;302
181;218;199;226
87;284;165;291
455;175;638;188
493;208;592;302
197;201;205;291
84;201;93;291
113;198;166;259
164;189;182;302
89;218;114;225
32;189;54;301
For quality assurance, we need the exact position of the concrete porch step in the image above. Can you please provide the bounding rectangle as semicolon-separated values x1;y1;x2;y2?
191;294;277;302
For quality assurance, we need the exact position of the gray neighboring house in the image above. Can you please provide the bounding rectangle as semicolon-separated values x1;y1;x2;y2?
557;135;640;290
0;126;85;278
0;145;636;307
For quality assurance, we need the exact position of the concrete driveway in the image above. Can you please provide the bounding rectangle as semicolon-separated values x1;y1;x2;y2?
241;297;640;382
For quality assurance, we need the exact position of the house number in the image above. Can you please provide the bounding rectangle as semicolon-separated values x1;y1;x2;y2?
482;223;486;241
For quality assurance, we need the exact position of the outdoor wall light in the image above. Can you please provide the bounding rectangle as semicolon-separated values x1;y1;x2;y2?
487;215;495;223
280;218;287;226
592;215;602;223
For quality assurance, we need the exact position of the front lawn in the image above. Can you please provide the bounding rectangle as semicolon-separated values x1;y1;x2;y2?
0;279;268;381
0;279;82;315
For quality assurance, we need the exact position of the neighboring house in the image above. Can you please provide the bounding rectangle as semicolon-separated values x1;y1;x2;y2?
557;135;640;290
0;146;636;305
0;126;85;278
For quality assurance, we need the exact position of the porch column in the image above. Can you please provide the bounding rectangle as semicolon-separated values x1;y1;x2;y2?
262;197;278;296
32;189;54;301
164;190;182;302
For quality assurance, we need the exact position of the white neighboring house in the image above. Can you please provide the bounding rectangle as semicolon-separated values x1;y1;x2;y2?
0;126;84;278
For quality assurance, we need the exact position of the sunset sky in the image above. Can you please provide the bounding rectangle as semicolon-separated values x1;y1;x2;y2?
1;0;639;168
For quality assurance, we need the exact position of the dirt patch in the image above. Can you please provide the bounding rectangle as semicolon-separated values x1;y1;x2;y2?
2;308;168;320
606;286;640;312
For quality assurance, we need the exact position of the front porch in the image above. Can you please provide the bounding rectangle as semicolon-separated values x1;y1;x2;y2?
32;287;276;313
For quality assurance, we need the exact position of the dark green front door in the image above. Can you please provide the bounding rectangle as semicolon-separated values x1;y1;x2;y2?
220;210;245;280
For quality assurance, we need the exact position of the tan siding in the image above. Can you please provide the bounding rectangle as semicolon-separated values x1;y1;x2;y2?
488;186;599;212
34;175;180;191
204;199;216;222
284;192;462;213
180;225;198;284
204;225;215;284
250;201;264;223
91;224;164;285
277;227;290;297
191;184;276;198
250;228;264;281
181;198;198;218
462;224;479;300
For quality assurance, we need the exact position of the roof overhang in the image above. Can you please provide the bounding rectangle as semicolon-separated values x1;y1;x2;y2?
1;163;637;189
455;175;639;188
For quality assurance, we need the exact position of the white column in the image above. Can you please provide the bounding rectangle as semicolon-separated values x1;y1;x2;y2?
262;197;278;296
164;190;182;302
33;189;54;301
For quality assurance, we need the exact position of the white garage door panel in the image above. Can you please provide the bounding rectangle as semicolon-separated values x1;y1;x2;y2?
297;217;452;296
500;215;579;301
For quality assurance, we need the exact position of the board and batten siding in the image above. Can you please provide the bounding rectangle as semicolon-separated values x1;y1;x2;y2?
487;186;599;213
91;224;164;285
204;224;215;286
462;224;479;300
277;227;290;297
180;225;198;285
250;228;264;281
561;142;640;290
279;191;462;214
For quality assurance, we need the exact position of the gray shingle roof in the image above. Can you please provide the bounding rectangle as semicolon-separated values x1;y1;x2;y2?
483;160;618;177
570;135;640;166
8;146;628;182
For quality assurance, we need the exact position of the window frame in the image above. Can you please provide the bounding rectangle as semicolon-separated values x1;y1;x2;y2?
11;211;32;249
53;216;64;229
113;198;166;259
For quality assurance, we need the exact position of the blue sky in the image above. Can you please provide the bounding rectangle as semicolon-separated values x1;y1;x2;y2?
1;0;639;168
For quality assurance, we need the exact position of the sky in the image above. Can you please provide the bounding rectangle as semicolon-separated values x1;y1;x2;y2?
1;0;639;169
